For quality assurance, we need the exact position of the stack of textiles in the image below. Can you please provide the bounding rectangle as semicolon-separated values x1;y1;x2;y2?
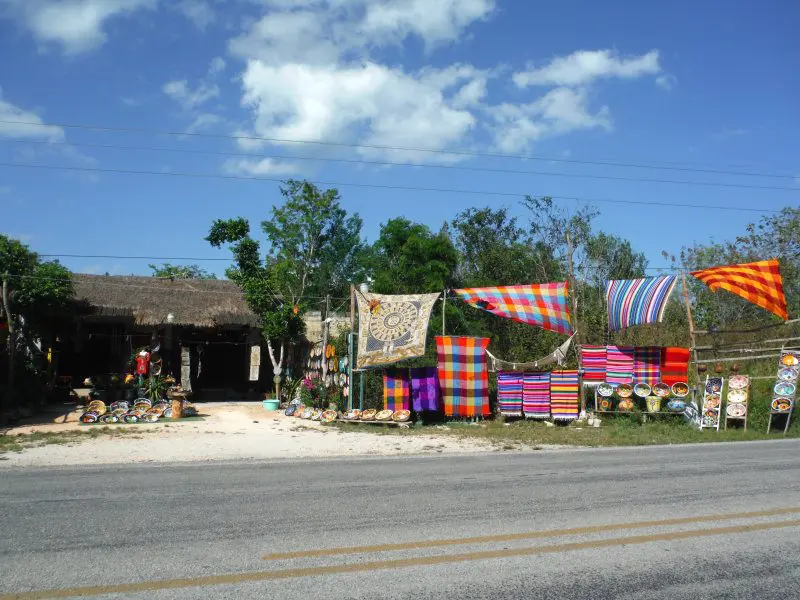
497;371;523;417
661;347;690;385
523;372;551;418
605;345;635;386
580;345;607;382
550;370;580;421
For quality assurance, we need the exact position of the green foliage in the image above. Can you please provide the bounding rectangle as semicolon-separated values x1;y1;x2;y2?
144;375;169;401
149;263;216;279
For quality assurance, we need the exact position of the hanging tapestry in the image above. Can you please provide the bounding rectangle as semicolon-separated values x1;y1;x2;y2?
356;292;440;368
436;336;490;418
605;345;635;386
691;259;788;320
633;347;661;385
410;367;441;413
497;371;524;416
605;275;677;330
523;372;551;418
580;345;607;382
383;368;410;411
661;347;690;386
550;370;580;421
454;282;573;335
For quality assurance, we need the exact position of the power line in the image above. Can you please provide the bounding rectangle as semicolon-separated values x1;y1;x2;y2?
4;138;798;190
0;162;783;214
0;118;793;176
41;254;231;262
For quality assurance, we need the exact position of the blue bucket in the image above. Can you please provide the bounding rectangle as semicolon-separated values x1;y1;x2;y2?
262;398;280;411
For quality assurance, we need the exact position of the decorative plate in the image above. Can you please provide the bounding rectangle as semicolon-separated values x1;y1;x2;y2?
285;404;297;416
704;395;721;409
726;403;747;417
598;398;612;411
782;354;799;366
727;389;747;403
301;408;313;419
618;398;635;412
346;409;362;420
774;382;796;396
653;383;671;397
183;406;197;417
728;375;750;390
100;414;118;424
772;398;792;412
392;410;411;422
123;414;138;423
321;410;338;423
778;368;798;382
666;399;686;413
376;409;394;421
360;409;377;421
112;408;127;418
671;382;690;398
81;411;99;423
152;402;169;411
142;413;159;423
311;410;322;421
706;378;723;393
633;383;651;397
109;401;129;412
162;408;173;418
597;383;614;397
616;384;634;398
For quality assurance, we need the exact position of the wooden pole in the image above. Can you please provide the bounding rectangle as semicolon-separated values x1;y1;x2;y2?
565;233;585;416
349;284;355;331
442;290;446;335
680;270;700;376
321;295;331;380
2;274;15;418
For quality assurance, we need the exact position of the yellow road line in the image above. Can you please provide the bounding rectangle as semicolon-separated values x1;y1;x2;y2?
263;506;800;560
4;517;800;599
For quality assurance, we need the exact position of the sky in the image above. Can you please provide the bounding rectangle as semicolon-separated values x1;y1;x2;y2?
0;0;798;279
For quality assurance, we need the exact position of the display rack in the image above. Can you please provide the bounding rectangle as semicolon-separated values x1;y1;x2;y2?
700;376;723;431
593;382;691;417
767;350;799;434
724;374;750;431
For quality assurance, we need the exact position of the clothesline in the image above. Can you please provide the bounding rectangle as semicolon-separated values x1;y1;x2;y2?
486;334;576;372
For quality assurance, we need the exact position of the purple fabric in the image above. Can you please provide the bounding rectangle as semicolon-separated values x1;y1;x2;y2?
410;367;442;412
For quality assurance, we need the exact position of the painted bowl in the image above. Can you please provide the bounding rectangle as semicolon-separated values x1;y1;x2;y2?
360;409;377;421
727;389;747;403
392;410;411;422
616;384;634;398
772;398;792;412
774;382;796;396
653;383;671;397
597;383;614;397
778;368;798;382
633;383;652;397
80;411;99;423
142;414;159;423
728;375;750;390
782;354;799;366
704;395;721;409
346;409;362;420
376;409;394;421
671;382;690;397
598;398;612;411
321;410;338;423
617;398;635;412
666;399;686;413
706;378;723;393
726;403;747;418
123;414;138;424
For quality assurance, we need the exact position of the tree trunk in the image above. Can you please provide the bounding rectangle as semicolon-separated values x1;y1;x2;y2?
266;339;285;400
2;276;15;419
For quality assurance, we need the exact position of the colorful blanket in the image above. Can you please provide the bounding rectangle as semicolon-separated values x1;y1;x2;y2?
550;370;580;421
436;336;490;418
409;367;441;413
383;368;410;411
691;259;788;320
661;347;690;385
606;276;677;330
454;282;573;335
633;347;661;385
356;292;440;368
497;371;523;416
523;372;551;418
580;345;607;381
605;345;635;386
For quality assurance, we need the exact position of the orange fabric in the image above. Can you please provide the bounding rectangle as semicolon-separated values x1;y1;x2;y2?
691;259;788;320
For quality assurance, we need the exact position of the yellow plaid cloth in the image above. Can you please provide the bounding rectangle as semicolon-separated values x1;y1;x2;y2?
691;259;788;320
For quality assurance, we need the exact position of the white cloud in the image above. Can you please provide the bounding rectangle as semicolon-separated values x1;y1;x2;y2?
186;112;222;133
656;74;677;91
0;91;64;141
176;0;214;30
223;157;301;176
513;49;661;88
162;79;220;110
208;56;226;77
1;0;156;55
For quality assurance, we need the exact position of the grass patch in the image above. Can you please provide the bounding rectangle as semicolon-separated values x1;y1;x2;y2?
0;427;145;454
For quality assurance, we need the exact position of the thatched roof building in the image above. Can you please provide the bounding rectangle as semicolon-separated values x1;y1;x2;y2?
73;274;258;328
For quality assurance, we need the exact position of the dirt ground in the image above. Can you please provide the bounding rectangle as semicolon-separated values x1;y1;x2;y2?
1;403;503;467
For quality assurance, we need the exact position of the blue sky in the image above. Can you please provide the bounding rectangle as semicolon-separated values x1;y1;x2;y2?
0;0;797;278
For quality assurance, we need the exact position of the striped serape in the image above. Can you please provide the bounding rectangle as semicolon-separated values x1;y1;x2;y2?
523;372;551;418
606;276;677;330
436;336;491;418
410;367;441;413
691;259;788;320
497;371;524;416
454;282;572;335
633;347;661;385
550;370;580;421
605;345;635;386
661;347;690;386
383;368;410;411
580;345;607;381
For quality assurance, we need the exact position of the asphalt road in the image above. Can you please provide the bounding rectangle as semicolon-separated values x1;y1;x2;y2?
3;440;800;599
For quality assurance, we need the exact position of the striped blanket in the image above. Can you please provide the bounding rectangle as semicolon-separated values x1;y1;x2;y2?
580;345;607;381
633;347;661;385
410;367;441;413
661;347;690;386
550;370;580;421
383;368;410;411
605;345;635;386
497;371;524;416
523;372;551;418
606;276;677;330
436;336;491;418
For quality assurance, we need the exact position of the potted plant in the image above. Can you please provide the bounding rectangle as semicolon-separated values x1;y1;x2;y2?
144;375;168;402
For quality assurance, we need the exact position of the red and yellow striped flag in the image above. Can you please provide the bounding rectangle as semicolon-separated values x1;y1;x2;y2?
691;259;788;320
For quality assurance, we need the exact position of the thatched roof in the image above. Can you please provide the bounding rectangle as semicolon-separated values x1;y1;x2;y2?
73;274;258;328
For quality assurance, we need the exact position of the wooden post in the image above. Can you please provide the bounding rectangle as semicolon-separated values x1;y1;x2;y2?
349;285;355;331
565;233;584;416
180;345;192;393
680;270;700;377
2;274;15;417
321;295;331;380
442;290;446;335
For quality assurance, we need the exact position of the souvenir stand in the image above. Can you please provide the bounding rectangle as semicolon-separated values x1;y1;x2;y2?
700;376;723;431
768;350;799;434
724;374;750;430
594;379;691;418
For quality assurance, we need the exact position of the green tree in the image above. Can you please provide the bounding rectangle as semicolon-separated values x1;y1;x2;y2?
149;263;217;279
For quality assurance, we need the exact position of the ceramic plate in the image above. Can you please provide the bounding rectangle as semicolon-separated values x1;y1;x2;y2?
311;410;322;421
706;378;723;393
321;410;338;423
392;410;411;422
726;403;747;417
772;398;792;412
728;375;750;390
376;409;394;421
634;383;652;398
653;383;671;398
671;382;690;397
123;414;138;423
598;398;612;411
704;395;720;409
81;412;99;423
360;409;377;421
666;399;686;413
616;384;634;398
774;382;796;396
597;383;614;397
346;409;361;420
782;354;799;366
301;408;313;419
727;389;747;403
778;368;798;382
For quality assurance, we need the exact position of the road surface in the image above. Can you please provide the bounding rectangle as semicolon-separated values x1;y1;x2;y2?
2;440;800;599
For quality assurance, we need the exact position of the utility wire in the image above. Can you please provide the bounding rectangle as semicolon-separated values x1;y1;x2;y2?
0;118;794;176
0;162;782;214
4;138;799;190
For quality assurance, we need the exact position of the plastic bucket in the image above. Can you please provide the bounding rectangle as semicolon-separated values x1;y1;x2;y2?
263;398;280;411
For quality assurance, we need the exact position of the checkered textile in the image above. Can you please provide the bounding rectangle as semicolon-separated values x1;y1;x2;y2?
410;367;441;413
523;372;551;418
691;259;788;320
605;345;635;386
436;336;490;418
383;368;410;411
550;370;580;421
606;276;677;330
580;345;607;381
497;371;523;416
660;347;690;386
633;347;661;385
454;282;573;335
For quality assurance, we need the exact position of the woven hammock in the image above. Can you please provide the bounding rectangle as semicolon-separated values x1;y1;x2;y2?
486;333;576;372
